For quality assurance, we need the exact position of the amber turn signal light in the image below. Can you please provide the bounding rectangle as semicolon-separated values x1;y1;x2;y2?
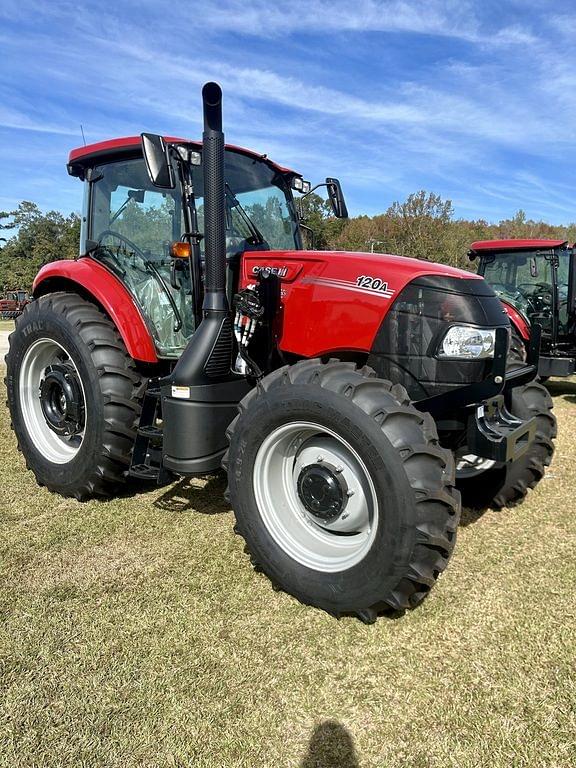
170;241;191;258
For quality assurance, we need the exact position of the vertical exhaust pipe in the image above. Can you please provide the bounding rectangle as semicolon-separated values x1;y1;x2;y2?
170;81;233;387
201;82;228;313
159;82;252;476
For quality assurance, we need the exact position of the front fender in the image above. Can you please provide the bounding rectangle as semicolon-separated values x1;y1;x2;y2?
33;258;158;363
500;299;531;341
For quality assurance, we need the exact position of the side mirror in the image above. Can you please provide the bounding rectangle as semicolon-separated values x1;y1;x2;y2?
326;177;348;218
141;133;175;189
128;189;145;203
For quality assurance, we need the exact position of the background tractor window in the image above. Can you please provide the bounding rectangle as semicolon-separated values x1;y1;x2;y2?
482;250;554;333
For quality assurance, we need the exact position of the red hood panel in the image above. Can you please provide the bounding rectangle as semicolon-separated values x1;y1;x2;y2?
241;250;483;357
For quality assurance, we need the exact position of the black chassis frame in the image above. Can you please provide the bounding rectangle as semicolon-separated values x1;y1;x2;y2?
415;326;540;464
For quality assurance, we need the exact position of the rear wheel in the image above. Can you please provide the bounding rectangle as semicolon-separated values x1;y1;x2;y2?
225;359;460;622
5;292;145;499
456;330;556;509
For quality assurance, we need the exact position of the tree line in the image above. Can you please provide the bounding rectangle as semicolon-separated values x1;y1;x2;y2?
2;193;576;292
299;191;576;269
0;202;81;291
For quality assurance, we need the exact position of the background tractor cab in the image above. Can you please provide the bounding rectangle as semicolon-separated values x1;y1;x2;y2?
469;239;576;378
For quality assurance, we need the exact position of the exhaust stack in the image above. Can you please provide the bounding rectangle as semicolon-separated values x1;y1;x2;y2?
169;81;234;389
162;82;248;476
201;82;228;313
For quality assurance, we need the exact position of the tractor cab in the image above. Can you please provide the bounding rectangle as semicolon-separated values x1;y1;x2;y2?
67;138;306;356
470;239;576;377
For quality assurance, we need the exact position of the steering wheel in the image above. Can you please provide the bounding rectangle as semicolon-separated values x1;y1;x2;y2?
98;230;147;260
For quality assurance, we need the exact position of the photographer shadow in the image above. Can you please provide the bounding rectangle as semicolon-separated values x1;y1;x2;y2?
300;721;359;768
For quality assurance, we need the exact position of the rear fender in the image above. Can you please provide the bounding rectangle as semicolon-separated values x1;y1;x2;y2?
33;258;158;363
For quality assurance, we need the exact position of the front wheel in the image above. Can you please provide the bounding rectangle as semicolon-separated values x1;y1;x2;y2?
456;329;556;509
5;292;145;499
225;359;460;622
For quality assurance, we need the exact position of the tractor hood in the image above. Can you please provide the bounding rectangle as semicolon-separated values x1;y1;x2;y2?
240;249;495;361
242;249;481;289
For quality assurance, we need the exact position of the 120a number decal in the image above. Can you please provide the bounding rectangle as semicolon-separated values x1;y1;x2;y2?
356;275;390;292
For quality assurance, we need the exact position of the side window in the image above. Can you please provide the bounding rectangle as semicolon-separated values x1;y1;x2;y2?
109;187;178;258
90;158;195;356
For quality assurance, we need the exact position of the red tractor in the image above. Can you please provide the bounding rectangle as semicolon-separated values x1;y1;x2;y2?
0;290;30;319
5;84;555;622
469;239;576;379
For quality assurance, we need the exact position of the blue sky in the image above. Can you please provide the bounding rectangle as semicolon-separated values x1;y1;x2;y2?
2;0;576;223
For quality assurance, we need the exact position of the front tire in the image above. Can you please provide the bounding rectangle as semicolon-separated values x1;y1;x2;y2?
456;330;556;509
5;292;145;499
225;360;460;622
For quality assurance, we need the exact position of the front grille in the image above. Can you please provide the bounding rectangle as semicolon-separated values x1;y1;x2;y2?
368;276;509;401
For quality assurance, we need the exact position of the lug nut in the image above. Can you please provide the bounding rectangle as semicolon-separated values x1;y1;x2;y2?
316;455;324;463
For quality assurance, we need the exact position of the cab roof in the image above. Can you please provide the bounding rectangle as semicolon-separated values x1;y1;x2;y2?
470;238;568;252
68;135;297;178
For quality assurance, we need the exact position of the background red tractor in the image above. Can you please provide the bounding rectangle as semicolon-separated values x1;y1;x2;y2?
4;83;555;622
469;239;576;379
0;290;30;319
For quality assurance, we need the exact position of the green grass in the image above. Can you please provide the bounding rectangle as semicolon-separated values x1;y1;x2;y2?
1;370;575;768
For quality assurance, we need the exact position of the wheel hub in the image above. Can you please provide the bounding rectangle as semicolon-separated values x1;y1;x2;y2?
39;362;85;437
297;462;347;522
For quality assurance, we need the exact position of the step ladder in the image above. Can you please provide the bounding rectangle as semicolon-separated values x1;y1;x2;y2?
129;379;170;484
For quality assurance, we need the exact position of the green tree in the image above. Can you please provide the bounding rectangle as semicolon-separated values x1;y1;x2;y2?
0;202;81;290
296;192;339;249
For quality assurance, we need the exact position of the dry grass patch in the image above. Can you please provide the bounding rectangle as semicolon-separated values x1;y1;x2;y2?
1;369;575;767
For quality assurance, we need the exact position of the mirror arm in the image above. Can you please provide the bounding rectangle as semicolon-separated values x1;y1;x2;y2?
300;182;328;200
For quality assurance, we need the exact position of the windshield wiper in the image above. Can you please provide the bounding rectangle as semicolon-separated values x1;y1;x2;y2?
225;183;264;245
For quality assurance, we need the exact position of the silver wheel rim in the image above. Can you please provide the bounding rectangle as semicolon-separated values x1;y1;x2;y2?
19;338;86;464
456;452;496;478
253;421;379;572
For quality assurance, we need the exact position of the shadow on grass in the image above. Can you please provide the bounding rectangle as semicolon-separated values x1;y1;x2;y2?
545;377;576;399
300;721;359;768
459;505;489;526
153;473;229;515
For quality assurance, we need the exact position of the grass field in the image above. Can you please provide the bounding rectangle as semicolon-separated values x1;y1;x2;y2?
1;370;575;768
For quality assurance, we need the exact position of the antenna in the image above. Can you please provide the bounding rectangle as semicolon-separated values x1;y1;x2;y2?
80;124;86;146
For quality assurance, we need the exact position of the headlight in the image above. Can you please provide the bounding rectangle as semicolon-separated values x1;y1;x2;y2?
438;326;496;359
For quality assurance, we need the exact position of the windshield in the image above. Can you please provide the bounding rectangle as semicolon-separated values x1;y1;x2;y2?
88;149;299;356
202;149;300;251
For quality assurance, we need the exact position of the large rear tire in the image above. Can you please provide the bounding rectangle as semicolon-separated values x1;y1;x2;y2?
224;359;460;622
5;292;145;499
456;330;556;509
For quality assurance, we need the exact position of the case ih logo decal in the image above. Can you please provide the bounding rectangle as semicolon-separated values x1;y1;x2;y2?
252;265;289;278
303;275;395;299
